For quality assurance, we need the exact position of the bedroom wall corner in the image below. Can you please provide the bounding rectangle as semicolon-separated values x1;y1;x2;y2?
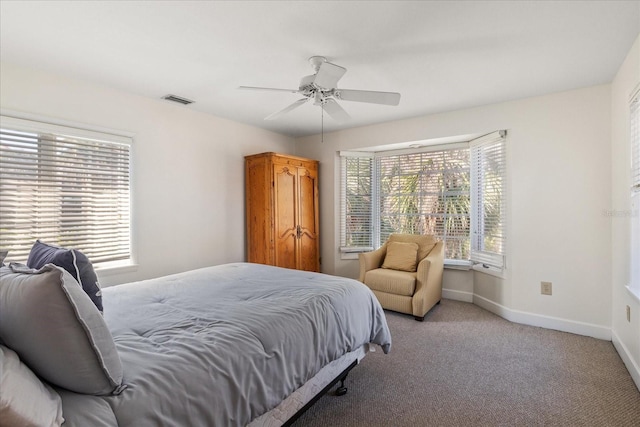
610;33;640;391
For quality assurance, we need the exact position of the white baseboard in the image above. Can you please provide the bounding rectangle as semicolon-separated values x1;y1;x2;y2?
612;331;640;392
442;288;473;303
472;294;611;340
443;292;637;389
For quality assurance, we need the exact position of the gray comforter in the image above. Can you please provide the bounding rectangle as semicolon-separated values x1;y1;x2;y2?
57;263;391;426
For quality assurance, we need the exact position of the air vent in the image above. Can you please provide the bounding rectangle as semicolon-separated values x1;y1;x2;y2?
161;94;194;105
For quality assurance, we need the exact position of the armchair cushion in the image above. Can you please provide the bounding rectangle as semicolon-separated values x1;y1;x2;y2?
364;269;416;296
381;241;419;272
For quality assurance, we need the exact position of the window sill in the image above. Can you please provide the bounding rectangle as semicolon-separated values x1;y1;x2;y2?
472;263;505;279
339;247;374;260
627;285;640;304
444;260;473;270
94;260;138;277
340;254;476;268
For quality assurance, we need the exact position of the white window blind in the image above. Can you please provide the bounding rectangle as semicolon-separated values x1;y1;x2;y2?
470;131;507;269
340;152;374;252
632;92;640;193
0;116;132;265
375;147;470;259
630;89;639;294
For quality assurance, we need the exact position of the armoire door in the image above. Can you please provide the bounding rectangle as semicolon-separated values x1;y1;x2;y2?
296;166;319;271
273;164;298;269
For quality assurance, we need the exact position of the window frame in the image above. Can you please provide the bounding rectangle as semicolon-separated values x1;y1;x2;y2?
340;141;476;265
339;133;507;270
470;131;507;270
339;151;375;254
0;114;134;270
628;86;640;300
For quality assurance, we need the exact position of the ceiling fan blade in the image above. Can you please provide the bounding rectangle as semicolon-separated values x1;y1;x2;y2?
264;98;309;121
322;99;350;123
334;89;401;106
313;61;347;89
238;86;300;94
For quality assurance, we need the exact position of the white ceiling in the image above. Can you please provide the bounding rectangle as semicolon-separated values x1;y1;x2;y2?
1;1;639;138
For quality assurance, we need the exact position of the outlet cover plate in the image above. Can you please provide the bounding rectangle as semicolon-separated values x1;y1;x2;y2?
541;281;553;295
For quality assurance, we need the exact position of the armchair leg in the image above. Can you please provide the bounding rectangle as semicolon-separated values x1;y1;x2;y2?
414;316;425;322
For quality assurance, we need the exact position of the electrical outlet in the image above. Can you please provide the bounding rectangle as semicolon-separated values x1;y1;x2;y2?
541;281;552;295
627;305;631;322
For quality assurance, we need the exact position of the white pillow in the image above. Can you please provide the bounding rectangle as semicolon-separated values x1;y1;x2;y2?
0;345;64;427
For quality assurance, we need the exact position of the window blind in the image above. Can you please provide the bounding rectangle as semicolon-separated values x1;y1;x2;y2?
0;116;132;265
632;93;639;193
339;152;374;251
470;131;507;269
375;148;470;259
630;89;639;293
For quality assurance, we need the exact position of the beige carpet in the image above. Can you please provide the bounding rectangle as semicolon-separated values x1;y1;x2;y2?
294;299;640;426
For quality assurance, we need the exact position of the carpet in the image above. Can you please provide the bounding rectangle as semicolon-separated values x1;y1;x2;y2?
294;299;640;426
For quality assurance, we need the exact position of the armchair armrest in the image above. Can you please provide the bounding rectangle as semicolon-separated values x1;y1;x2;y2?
358;245;387;283
412;242;444;318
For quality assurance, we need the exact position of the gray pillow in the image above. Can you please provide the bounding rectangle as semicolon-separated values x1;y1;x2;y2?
0;264;125;395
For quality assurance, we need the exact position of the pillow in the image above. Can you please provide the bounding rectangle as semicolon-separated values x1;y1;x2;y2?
27;240;103;313
388;234;437;261
0;263;125;395
0;344;65;427
381;241;420;272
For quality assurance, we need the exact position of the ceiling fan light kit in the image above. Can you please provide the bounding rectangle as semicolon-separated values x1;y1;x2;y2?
239;56;401;123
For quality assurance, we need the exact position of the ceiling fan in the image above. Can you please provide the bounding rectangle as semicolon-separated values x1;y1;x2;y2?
239;56;401;123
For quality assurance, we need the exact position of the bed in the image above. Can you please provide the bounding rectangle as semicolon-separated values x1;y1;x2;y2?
0;262;391;426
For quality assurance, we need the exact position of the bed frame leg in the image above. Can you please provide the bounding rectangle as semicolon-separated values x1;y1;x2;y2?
335;376;348;396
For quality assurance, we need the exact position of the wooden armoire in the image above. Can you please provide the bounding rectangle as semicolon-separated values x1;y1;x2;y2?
245;152;320;272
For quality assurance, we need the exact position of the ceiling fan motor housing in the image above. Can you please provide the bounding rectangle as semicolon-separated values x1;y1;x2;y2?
299;74;333;105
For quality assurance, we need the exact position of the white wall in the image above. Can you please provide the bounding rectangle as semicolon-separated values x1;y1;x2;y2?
0;62;295;286
296;84;612;338
611;34;640;388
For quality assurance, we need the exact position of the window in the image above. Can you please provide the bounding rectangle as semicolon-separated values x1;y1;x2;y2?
0;116;132;267
340;131;506;267
630;88;640;295
340;153;374;252
470;131;507;269
376;147;471;260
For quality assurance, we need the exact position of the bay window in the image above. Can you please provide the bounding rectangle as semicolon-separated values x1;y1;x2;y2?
340;131;506;269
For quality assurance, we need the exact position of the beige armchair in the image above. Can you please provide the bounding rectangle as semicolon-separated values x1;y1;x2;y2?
359;234;444;321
